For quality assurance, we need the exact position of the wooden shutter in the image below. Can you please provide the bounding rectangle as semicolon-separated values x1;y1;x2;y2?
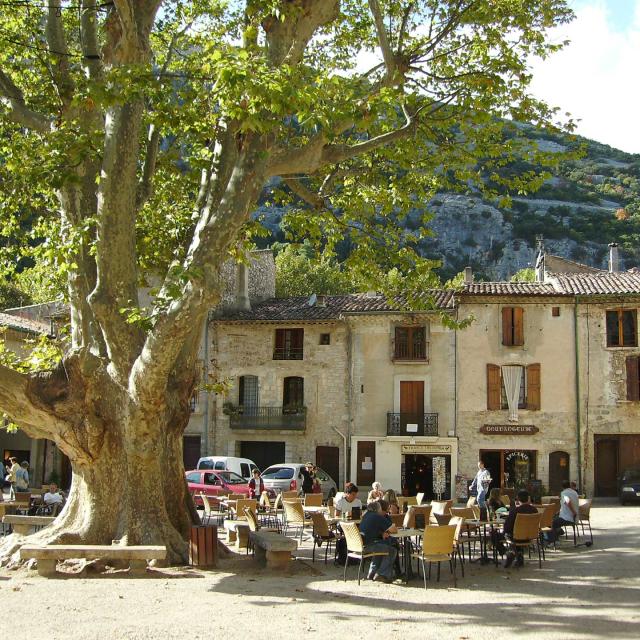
626;356;640;401
356;440;376;486
502;308;513;346
513;307;524;346
274;329;285;357
487;364;501;410
526;363;541;410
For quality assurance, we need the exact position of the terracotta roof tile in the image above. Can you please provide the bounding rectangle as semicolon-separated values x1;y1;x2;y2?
0;312;51;335
460;282;560;296
218;290;455;322
550;272;640;295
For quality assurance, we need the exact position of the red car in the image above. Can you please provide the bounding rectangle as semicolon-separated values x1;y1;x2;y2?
186;469;252;506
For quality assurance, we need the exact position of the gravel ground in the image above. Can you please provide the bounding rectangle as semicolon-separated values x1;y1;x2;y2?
1;500;638;640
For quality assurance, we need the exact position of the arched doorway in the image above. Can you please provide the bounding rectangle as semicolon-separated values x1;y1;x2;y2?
548;451;570;494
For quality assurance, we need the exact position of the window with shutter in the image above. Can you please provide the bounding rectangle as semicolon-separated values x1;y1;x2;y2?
394;326;427;360
499;365;527;409
526;363;541;410
606;309;637;347
487;364;501;410
502;307;524;346
283;376;304;412
626;356;640;401
273;328;304;359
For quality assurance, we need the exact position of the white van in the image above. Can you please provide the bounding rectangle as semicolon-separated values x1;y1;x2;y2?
196;456;259;482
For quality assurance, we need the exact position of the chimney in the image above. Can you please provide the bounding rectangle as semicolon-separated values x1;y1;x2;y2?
316;295;326;307
235;262;251;310
609;243;619;273
464;266;474;284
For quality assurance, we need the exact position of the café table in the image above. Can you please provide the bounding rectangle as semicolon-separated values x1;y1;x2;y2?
464;518;504;565
390;527;423;581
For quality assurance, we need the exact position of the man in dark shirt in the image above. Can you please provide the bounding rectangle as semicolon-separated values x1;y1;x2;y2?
359;500;398;582
300;463;314;494
502;489;538;568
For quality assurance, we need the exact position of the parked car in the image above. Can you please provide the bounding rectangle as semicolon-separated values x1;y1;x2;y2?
619;466;640;504
196;456;259;482
186;469;251;507
261;463;337;500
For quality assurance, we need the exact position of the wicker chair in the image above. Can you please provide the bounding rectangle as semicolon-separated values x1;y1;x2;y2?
538;503;557;554
466;496;477;508
416;492;425;505
233;499;257;521
430;500;453;524
449;516;465;577
577;499;593;543
310;512;337;564
411;524;458;589
200;493;223;526
304;493;323;507
500;495;511;507
340;521;389;585
505;512;543;568
403;505;432;530
283;500;312;542
450;507;482;561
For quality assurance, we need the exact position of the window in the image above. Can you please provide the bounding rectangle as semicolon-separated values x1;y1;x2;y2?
626;356;640;401
394;326;427;360
283;376;304;412
502;307;524;346
239;375;259;415
240;463;251;478
552;307;560;317
186;472;201;483
274;328;304;360
320;333;331;345
261;466;294;480
190;391;198;412
214;461;226;470
606;309;637;347
204;473;219;486
487;363;541;410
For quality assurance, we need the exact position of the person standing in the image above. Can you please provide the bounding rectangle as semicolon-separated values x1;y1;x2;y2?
15;461;29;492
301;462;314;495
5;457;20;500
248;468;264;500
469;461;492;507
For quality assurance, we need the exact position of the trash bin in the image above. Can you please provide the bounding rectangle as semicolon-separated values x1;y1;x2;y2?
189;525;218;567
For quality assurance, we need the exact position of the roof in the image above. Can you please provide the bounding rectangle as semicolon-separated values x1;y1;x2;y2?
218;290;456;322
0;312;51;335
460;282;559;296
549;272;640;295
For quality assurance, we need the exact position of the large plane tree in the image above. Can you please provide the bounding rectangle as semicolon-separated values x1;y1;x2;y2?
0;1;572;564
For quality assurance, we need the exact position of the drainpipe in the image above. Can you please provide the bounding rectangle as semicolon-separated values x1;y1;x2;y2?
573;297;583;490
345;317;354;485
202;312;210;456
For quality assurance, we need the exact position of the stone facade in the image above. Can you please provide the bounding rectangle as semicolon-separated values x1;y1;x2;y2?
455;296;578;497
209;320;349;484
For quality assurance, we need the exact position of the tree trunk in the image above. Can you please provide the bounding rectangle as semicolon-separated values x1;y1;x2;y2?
0;359;199;567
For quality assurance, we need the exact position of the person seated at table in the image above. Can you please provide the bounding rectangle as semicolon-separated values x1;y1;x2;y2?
501;489;538;568
359;500;398;583
367;481;384;504
44;483;65;506
335;483;362;516
382;489;400;515
486;488;505;515
549;480;579;543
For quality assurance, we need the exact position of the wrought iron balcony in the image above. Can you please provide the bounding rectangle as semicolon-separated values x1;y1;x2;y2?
387;412;438;437
227;405;306;430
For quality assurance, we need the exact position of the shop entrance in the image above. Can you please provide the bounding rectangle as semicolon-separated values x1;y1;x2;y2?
402;454;451;500
479;449;538;491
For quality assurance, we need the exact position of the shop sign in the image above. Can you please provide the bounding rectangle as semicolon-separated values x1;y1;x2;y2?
480;424;539;436
401;444;452;455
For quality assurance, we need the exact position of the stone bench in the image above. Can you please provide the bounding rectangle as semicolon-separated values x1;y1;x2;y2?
20;544;166;577
2;515;55;535
249;531;297;569
223;520;250;549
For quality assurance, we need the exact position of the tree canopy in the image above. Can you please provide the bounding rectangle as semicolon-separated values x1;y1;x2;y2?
0;0;575;564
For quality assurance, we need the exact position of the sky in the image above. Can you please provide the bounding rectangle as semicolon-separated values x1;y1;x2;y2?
529;0;640;154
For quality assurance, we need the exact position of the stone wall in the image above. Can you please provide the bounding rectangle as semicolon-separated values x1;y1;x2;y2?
219;249;275;310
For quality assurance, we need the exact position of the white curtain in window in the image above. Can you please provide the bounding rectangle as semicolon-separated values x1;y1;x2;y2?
502;365;523;422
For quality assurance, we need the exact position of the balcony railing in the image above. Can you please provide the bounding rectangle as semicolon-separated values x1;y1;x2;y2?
228;405;306;430
387;412;438;436
273;348;304;360
393;343;427;360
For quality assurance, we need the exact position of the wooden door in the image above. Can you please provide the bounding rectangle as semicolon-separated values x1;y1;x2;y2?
356;441;376;487
400;381;424;434
595;438;619;497
183;436;201;471
316;445;340;486
548;451;570;494
618;434;640;470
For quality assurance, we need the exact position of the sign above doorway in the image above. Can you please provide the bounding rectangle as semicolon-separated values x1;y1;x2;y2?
480;424;539;435
401;444;452;455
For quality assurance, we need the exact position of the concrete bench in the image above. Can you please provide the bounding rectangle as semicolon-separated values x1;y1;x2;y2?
223;520;250;550
249;531;297;569
3;515;55;535
20;544;166;577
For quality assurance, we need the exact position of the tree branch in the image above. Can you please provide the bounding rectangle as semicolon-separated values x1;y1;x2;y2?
368;0;397;80
283;177;325;209
0;69;51;132
81;1;104;81
137;124;160;209
47;1;75;104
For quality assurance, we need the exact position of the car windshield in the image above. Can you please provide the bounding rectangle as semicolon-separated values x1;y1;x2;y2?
622;469;640;482
262;466;294;480
217;471;245;484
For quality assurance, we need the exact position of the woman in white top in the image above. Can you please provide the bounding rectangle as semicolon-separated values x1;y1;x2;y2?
367;481;384;503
